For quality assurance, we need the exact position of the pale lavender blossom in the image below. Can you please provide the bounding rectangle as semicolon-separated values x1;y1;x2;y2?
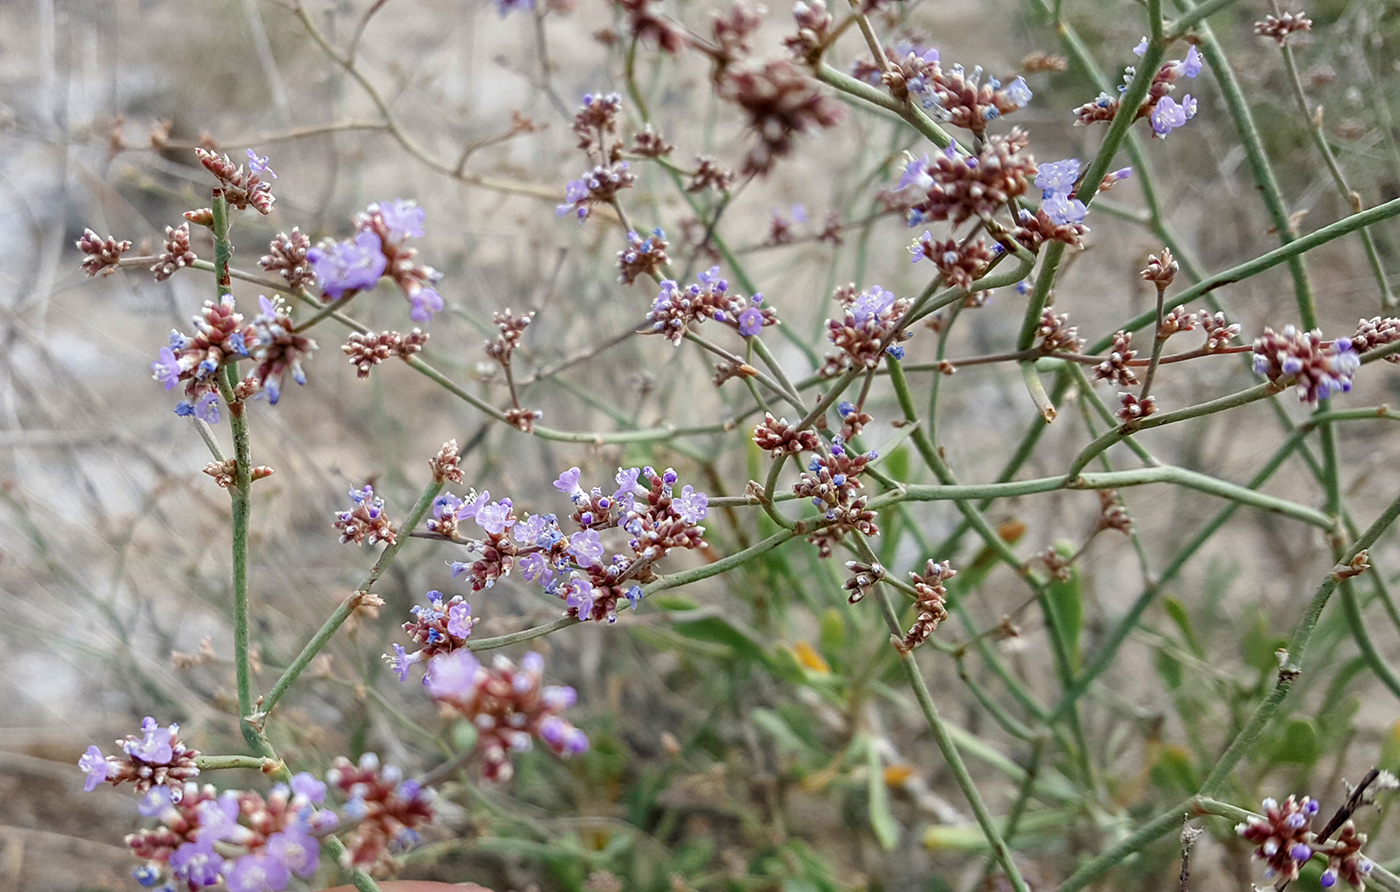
675;485;708;524
446;602;473;638
169;838;225;890
1035;158;1080;196
850;286;896;326
266;823;321;878
246;149;277;179
1150;95;1197;137
79;745;108;791
224;853;289;892
307;231;387;300
410;287;444;323
474;497;516;536
125;717;174;764
568;529;605;568
1043;194;1088;226
377;199;425;241
152;347;182;390
738;307;764;337
566;577;595;617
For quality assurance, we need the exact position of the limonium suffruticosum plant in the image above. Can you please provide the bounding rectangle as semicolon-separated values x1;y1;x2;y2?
45;0;1400;888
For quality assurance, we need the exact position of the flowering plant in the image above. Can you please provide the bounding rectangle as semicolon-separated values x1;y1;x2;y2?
21;0;1400;889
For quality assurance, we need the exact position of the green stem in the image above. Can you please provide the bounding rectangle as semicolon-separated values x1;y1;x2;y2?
258;478;445;720
195;754;279;772
1198;485;1400;795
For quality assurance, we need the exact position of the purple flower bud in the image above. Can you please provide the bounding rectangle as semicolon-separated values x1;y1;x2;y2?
1290;843;1312;862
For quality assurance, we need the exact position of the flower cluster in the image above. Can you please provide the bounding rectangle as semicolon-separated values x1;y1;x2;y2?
1034;307;1084;354
618;228;670;285
484;309;535;368
77;228;133;277
334;485;398;546
557;162;636;221
325;753;436;869
307;199;444;322
1073;43;1203;138
258;228;315;291
80;717;200;795
895;559;954;653
1349;317;1400;363
645;267;776;344
753;412;821;457
242;296;317;405
1252;325;1360;405
1237;795;1372;888
387;590;475;681
908;233;994;290
715;59;844;175
854;45;1032;134
1093;330;1139;387
793;437;879;557
890;132;1036;228
150;294;252;421
826;284;913;370
424;467;707;624
426;650;589;782
1255;11;1313;45
342;329;428;378
152;223;198;282
125;774;335;892
195;147;277;214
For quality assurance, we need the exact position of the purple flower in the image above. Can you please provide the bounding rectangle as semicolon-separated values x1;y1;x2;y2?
409;287;444;323
388;643;421;681
1043;194;1088;226
446;601;473;638
290;772;326;804
138;785;174;817
614;466;643;497
152;347;182;390
1035;158;1080;197
307;231;387;300
899;154;932;191
170;838;226;890
1150;95;1197;137
495;0;535;16
377;199;425;241
675;484;708;524
625;585;643;609
519;552;554;587
557;179;591;220
1182;46;1203;78
568;529;605;568
126;717;174;764
554;467;584;499
247;149;277;179
1322;870;1338;888
266;823;321;878
474;497;516;536
192;392;220;424
566;577;595;617
1133;37;1148;57
513;513;550;545
79;745;108;791
196;792;243;842
738;307;764;337
224;853;289;892
425;649;483;700
1003;76;1032;109
850;286;896;326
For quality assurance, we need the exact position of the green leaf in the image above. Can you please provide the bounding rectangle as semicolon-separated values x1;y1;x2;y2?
752;707;820;759
1268;717;1321;765
1154;647;1184;691
1163;596;1205;658
862;736;900;851
1150;745;1198;795
1241;609;1287;676
670;614;770;665
819;608;846;671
